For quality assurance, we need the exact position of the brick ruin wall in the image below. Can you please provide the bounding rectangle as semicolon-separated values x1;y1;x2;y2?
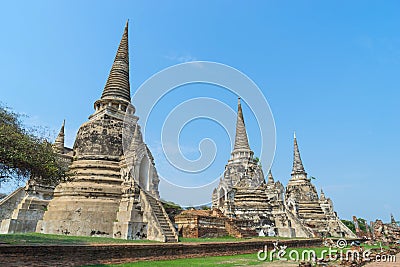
178;216;229;238
0;238;323;267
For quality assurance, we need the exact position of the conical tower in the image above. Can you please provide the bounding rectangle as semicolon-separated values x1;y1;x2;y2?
234;98;250;150
39;22;176;242
267;169;275;184
285;132;356;238
101;21;130;102
231;97;253;159
320;189;326;201
53;120;65;154
212;97;267;221
39;22;134;238
291;132;307;180
92;20;133;120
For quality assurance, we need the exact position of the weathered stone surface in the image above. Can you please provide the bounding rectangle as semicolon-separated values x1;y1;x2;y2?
212;98;270;227
37;21;176;242
0;21;177;242
0;187;25;223
175;208;256;238
373;218;400;244
285;135;356;238
38;117;124;236
212;98;300;237
0;120;73;234
175;209;229;238
0;180;55;234
212;99;355;239
0;22;357;241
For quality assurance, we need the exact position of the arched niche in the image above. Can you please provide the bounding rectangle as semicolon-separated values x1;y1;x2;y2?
218;187;226;207
138;156;150;190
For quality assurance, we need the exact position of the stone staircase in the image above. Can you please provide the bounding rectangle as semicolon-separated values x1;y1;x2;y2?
1;193;50;234
336;218;357;238
0;187;25;207
284;207;315;238
141;190;178;242
297;201;326;220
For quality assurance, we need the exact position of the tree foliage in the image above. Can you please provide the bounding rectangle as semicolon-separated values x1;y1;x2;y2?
357;218;367;232
161;199;183;210
0;104;66;186
341;218;369;235
341;219;356;234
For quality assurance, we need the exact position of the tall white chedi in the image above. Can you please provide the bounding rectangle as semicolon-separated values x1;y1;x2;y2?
37;21;177;242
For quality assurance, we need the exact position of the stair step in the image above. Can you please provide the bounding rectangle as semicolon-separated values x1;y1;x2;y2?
142;191;178;242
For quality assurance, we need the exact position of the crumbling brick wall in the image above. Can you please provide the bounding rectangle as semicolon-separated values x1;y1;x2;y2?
175;210;256;238
197;216;228;238
373;219;400;243
0;238;324;266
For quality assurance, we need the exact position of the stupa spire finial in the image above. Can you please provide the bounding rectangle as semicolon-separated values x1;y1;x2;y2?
233;97;250;151
291;132;307;178
101;21;131;102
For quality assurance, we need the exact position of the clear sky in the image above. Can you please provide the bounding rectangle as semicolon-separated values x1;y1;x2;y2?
0;1;399;223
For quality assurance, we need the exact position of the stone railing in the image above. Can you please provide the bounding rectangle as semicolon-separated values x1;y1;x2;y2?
140;190;178;242
284;206;314;237
157;199;178;241
0;187;25;221
140;190;166;242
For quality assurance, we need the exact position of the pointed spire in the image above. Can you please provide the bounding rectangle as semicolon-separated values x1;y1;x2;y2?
233;97;250;151
53;120;65;154
59;119;65;135
129;123;141;150
133;123;141;142
101;20;131;102
291;132;307;178
320;189;326;200
267;169;275;184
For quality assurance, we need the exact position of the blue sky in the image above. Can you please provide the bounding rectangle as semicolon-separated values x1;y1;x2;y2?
0;1;399;223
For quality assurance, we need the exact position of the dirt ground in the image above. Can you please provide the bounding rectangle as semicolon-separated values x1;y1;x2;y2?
364;252;400;266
